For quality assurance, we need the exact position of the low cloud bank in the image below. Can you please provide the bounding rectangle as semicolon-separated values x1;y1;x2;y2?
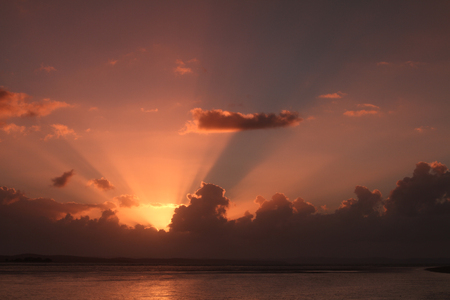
1;162;450;259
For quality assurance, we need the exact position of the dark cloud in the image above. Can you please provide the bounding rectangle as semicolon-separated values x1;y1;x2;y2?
51;169;75;187
384;161;450;216
88;177;115;191
1;162;450;259
169;182;229;233
115;195;139;208
336;186;384;218
181;108;302;133
0;186;113;220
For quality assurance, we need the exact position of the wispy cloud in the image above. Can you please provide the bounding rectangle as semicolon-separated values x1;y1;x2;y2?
181;108;302;134
343;110;379;117
44;124;79;141
1;123;26;134
174;58;199;75
318;91;347;99
36;63;56;73
357;103;380;109
140;108;158;113
415;126;436;133
376;61;425;68
107;59;118;66
0;88;70;120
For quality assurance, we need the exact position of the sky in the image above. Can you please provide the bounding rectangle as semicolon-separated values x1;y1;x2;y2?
1;0;450;259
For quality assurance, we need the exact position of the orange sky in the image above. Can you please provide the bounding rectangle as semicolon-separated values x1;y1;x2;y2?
1;0;450;233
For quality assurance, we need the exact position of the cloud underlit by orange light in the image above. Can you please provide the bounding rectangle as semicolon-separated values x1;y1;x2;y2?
318;91;347;99
181;108;302;134
343;110;379;117
140;107;158;113
0;88;70;120
44;124;79;140
115;194;140;208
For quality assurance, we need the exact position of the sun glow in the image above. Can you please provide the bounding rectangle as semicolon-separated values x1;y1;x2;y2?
117;204;179;230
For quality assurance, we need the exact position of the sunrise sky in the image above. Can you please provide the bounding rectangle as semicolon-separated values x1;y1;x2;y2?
1;0;450;259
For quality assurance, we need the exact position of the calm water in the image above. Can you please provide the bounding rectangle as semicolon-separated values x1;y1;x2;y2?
0;264;449;299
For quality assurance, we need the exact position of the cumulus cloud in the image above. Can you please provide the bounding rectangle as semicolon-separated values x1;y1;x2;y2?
336;186;384;218
44;124;79;141
318;91;347;99
169;182;230;233
87;177;115;191
51;170;75;187
114;195;140;208
181;108;302;134
384;161;450;216
2;162;450;259
0;88;70;120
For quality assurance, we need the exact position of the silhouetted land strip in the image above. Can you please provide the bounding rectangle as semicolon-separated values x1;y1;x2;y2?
425;266;450;273
2;254;450;268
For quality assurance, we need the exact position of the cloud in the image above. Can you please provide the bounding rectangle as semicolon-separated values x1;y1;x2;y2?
376;61;424;68
1;123;26;134
44;124;79;141
88;107;98;112
404;61;423;68
0;88;70;120
357;103;380;109
336;186;384;218
181;108;302;134
0;186;113;221
384;161;450;216
87;177;115;191
140;108;158;113
415;126;436;133
114;195;140;208
174;59;198;75
107;59;118;66
169;182;230;233
318;91;347;99
51;170;75;188
343;110;379;117
2;162;450;259
37;63;56;73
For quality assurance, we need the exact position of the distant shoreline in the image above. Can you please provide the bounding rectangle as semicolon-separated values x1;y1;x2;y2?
425;266;450;273
2;254;450;267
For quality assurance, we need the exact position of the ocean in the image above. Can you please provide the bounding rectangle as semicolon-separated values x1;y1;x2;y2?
0;264;449;299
